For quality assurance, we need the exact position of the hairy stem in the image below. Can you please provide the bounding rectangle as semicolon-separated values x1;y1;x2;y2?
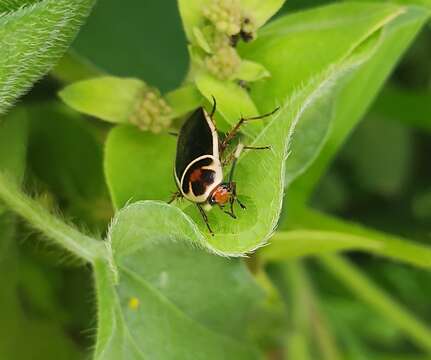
0;172;107;263
264;207;431;268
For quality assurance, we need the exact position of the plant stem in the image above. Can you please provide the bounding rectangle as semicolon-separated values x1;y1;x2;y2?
285;262;342;360
50;49;104;84
0;172;107;263
285;262;312;360
264;207;431;269
320;254;431;354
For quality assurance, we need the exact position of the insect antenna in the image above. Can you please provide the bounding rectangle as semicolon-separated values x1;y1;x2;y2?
241;106;280;122
220;106;280;153
209;95;217;118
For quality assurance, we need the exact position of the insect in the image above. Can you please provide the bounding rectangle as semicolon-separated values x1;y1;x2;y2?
169;98;279;235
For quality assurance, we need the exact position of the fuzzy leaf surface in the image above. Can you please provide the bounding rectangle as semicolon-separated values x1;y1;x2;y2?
93;201;263;359
0;0;95;114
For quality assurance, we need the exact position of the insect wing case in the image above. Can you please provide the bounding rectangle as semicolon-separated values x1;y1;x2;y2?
175;108;222;201
175;108;219;177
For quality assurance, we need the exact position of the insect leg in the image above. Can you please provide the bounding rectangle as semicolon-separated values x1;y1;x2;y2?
231;181;246;210
227;143;244;183
221;183;238;219
225;145;246;211
220;106;280;153
244;145;271;150
167;191;183;204
196;203;214;236
209;96;217;118
223;206;237;219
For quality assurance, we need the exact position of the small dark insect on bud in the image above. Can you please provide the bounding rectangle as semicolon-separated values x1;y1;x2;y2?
240;17;255;42
240;30;254;42
230;33;241;47
236;79;250;91
229;17;255;47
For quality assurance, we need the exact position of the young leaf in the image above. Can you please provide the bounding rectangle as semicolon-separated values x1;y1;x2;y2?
165;84;203;118
51;50;104;84
259;4;431;203
104;127;176;209
178;0;286;42
59;76;145;124
232;60;271;82
93;201;263;359
239;2;425;189
0;0;95;115
195;72;262;136
177;0;210;41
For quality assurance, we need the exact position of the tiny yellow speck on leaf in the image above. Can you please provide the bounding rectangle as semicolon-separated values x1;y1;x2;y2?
128;297;140;310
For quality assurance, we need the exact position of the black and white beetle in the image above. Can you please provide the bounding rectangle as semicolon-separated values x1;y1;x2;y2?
169;98;279;235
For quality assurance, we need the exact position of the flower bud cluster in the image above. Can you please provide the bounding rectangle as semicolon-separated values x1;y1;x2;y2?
205;45;241;79
201;0;258;79
202;0;242;37
129;88;172;133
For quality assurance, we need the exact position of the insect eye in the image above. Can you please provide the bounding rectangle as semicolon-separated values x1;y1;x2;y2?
208;196;217;206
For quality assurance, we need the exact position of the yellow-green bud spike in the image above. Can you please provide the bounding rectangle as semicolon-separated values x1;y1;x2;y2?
203;0;242;37
129;88;173;133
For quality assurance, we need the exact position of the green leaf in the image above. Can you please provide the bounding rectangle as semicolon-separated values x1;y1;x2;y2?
241;2;407;112
59;76;145;124
193;26;213;53
241;3;430;194
178;0;285;42
232;60;271;82
268;4;431;204
0;0;95;115
284;90;334;185
93;201;263;359
177;0;209;41
165;84;204;118
0;0;39;12
104;127;176;209
195;72;262;135
51;50;104;84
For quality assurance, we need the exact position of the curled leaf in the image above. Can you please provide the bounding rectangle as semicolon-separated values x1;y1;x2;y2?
94;201;263;359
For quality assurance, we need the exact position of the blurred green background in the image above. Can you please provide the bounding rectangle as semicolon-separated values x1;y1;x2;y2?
6;0;431;359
